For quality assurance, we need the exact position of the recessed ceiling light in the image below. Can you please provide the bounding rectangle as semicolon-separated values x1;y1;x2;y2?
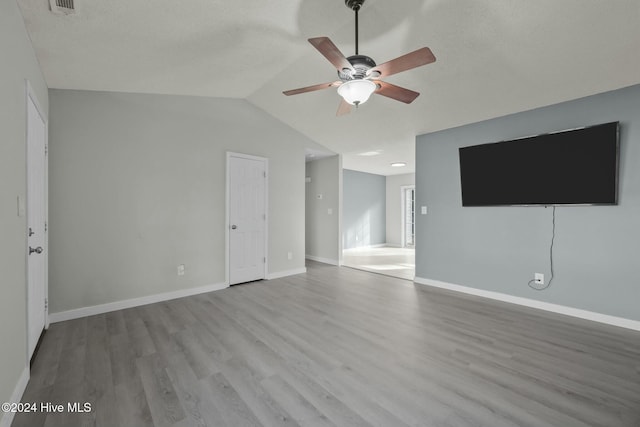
358;151;382;157
391;162;407;167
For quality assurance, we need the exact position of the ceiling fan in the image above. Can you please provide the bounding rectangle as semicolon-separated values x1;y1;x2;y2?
283;0;436;116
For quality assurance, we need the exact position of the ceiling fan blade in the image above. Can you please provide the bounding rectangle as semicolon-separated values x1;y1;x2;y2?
308;37;355;73
369;47;436;78
283;81;341;96
375;81;420;104
336;99;351;116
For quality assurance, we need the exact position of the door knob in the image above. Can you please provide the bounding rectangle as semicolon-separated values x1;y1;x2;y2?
231;225;237;230
29;246;43;255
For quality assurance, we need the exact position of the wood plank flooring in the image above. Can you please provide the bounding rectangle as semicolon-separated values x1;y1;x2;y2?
342;247;415;281
13;261;640;427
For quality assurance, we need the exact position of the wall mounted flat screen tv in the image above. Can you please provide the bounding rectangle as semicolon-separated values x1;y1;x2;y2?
459;122;619;206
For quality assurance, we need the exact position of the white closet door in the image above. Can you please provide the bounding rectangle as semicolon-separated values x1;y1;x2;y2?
228;155;266;285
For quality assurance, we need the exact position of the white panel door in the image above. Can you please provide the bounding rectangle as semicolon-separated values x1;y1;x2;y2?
229;155;266;285
27;91;47;359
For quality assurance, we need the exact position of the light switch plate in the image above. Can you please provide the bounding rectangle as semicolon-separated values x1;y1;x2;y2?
421;206;427;215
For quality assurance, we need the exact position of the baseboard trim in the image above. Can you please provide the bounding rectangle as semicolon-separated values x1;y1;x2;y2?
49;282;229;323
0;367;29;427
414;277;640;332
343;243;389;250
305;255;339;266
266;267;307;280
383;243;403;248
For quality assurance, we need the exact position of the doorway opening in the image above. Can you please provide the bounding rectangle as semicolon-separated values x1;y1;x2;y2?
341;171;415;281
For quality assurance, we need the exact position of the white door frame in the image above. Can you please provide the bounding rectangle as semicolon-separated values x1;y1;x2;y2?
25;80;49;362
225;152;269;285
400;185;415;248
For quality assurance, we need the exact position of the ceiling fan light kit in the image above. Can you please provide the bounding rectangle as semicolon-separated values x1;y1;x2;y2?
337;79;377;106
283;0;436;116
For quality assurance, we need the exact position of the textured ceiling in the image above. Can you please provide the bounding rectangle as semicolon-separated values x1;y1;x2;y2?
18;0;640;175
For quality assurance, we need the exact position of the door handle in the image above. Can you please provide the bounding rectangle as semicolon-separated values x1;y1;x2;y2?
29;246;43;255
28;227;35;237
231;225;237;230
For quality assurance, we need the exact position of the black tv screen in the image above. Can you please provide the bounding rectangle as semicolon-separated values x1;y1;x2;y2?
459;122;619;206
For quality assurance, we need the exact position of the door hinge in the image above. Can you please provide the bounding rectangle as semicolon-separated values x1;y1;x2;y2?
263;214;266;220
263;257;266;263
45;145;48;156
44;298;48;311
44;221;48;232
263;171;266;178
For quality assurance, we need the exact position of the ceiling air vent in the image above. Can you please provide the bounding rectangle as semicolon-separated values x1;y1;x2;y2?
49;0;77;15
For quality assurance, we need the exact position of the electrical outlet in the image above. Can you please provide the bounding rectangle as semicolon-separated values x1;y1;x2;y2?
177;264;185;276
287;252;293;260
534;273;544;285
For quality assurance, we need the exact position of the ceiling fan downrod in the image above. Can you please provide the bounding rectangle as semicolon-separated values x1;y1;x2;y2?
345;0;365;55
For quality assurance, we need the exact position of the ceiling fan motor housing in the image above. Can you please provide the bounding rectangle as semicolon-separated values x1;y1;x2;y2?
345;0;365;11
339;54;376;81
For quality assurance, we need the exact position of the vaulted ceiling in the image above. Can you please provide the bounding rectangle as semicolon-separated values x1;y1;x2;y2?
18;0;640;175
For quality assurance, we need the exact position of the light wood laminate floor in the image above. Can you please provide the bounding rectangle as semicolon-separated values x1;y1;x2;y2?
14;261;640;427
342;246;415;280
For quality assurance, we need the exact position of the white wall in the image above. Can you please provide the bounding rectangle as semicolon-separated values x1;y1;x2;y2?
305;156;341;264
386;173;415;247
0;0;49;422
48;89;318;314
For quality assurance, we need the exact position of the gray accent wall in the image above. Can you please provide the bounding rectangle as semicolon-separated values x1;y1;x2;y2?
305;156;341;263
0;0;49;415
343;169;386;249
416;84;640;321
48;90;317;314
